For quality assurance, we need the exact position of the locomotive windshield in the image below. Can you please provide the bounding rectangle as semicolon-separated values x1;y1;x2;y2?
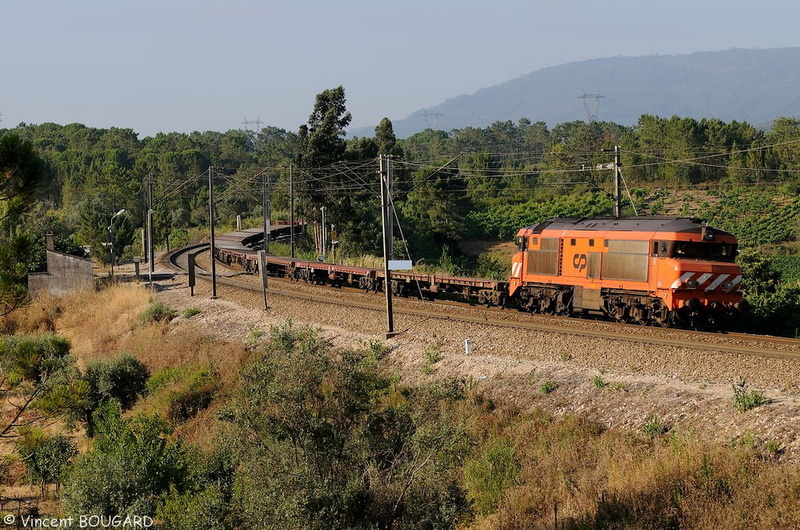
657;241;737;262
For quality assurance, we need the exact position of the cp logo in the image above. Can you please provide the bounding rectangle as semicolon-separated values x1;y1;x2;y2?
572;253;587;271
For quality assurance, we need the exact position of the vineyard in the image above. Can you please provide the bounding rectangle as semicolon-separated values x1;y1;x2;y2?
700;187;800;247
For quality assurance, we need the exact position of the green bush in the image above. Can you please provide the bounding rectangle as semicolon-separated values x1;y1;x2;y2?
157;444;236;529
18;428;77;493
85;353;149;411
145;367;181;394
465;437;520;514
643;415;669;438
540;380;558;394
167;369;219;423
182;307;201;319
227;320;471;529
62;401;187;517
139;300;177;326
732;377;769;412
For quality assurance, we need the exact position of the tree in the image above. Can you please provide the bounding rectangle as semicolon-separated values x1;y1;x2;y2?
78;353;149;436
302;86;352;169
18;429;78;495
0;333;87;439
375;117;402;157
0;133;44;231
0;134;45;315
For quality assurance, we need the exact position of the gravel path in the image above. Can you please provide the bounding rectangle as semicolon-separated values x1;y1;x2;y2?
152;261;800;461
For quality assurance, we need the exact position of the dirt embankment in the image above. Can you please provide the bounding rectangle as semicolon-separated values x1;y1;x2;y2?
153;270;800;462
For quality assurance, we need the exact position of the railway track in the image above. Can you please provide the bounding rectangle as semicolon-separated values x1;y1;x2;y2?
165;245;800;362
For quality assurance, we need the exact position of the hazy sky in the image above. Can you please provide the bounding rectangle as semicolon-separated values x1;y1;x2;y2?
2;0;797;137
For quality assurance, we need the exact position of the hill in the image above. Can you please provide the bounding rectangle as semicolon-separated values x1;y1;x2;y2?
351;48;800;138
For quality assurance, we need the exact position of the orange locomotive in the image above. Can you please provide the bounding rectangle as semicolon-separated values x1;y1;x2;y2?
509;217;745;327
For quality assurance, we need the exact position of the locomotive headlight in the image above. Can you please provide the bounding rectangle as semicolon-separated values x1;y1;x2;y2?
686;279;699;289
722;281;734;291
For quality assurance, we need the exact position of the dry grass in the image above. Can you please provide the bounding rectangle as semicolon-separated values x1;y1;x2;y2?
0;292;65;335
3;284;247;380
467;409;800;529
50;284;151;364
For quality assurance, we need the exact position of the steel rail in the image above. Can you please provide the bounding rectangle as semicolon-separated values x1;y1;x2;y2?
164;246;800;362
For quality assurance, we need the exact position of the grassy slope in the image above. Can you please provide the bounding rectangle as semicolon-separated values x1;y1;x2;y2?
3;285;800;527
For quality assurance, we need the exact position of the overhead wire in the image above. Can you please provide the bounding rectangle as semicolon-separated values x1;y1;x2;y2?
145;136;800;213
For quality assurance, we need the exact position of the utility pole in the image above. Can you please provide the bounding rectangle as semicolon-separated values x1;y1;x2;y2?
387;156;393;259
614;145;622;218
208;167;217;299
147;172;154;286
320;205;326;260
599;146;624;218
108;209;126;278
289;163;295;258
262;172;271;253
379;154;397;337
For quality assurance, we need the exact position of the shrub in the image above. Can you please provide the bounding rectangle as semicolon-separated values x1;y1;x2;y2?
139;300;176;326
643;415;669;438
427;376;468;401
228;320;471;529
85;353;150;411
157;444;236;529
732;377;769;412
18;429;78;494
423;343;443;374
145;367;181;394
540;380;557;394
368;339;390;361
167;369;220;423
465;437;520;514
182;307;201;319
61;402;187;517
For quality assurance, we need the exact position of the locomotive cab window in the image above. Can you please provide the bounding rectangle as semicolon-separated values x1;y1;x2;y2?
671;241;737;262
652;241;669;257
517;236;527;251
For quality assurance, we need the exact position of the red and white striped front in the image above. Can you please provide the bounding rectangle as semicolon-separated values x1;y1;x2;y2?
670;271;742;293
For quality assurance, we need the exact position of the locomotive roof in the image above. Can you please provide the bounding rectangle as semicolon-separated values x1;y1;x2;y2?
527;217;734;236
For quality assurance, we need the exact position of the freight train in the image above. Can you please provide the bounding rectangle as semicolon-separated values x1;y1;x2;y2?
214;216;746;328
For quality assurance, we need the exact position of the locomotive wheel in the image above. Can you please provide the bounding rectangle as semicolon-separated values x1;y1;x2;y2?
539;297;555;315
651;304;672;328
555;291;573;316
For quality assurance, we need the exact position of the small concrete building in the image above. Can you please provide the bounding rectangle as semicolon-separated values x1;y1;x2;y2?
28;233;94;296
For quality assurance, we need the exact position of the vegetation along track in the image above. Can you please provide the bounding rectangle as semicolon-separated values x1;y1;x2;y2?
165;245;800;362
